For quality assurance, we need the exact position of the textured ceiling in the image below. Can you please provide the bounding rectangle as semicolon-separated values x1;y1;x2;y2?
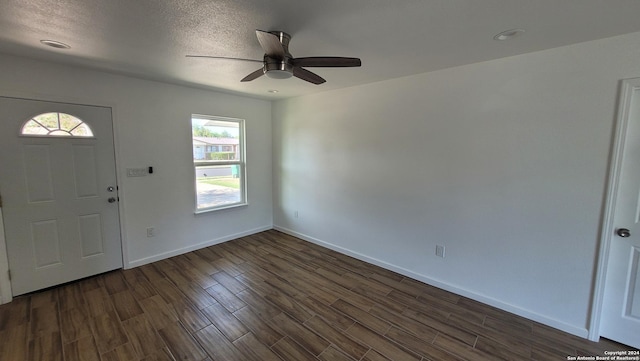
1;0;640;99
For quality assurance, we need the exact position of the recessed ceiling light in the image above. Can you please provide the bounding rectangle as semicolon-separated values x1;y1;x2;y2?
40;40;71;49
268;89;279;93
493;29;525;41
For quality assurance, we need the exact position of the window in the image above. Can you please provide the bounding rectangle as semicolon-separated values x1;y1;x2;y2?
21;112;93;137
192;115;246;212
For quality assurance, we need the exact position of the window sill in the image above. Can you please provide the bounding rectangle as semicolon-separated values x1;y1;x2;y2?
194;202;248;214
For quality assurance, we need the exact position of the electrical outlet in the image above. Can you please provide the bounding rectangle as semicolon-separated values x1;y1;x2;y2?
146;227;155;237
436;245;445;258
294;210;299;219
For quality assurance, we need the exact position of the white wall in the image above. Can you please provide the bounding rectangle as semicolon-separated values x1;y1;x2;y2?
0;54;272;277
273;31;640;337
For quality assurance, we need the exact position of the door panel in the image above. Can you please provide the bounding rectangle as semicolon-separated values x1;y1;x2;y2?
78;213;105;258
72;145;99;198
0;96;122;296
23;145;55;202
31;219;62;268
600;80;640;348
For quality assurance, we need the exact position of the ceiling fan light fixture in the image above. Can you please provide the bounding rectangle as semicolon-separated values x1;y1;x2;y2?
265;69;293;79
493;29;525;41
264;59;293;79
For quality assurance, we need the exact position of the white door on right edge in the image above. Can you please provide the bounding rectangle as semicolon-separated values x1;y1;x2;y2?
600;79;640;349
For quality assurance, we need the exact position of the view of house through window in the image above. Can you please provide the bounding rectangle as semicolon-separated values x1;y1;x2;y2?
21;112;94;137
192;115;246;212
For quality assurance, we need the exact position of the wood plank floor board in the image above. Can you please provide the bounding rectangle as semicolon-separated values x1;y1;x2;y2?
384;326;462;361
446;313;532;357
399;307;478;346
432;333;495;361
0;296;30;331
474;336;529;361
362;349;393;361
350;284;407;314
263;289;315;323
0;323;28;360
62;335;101;361
100;342;137;361
122;314;167;359
84;286;115;317
137;295;179;331
125;275;158;302
386;289;452;322
111;290;144;321
296;296;355;331
272;336;319;361
157;321;207;361
57;283;85;312
303;315;369;360
167;300;211;334
204;283;246;312
330;298;392;335
89;310;129;354
345;322;421;361
0;230;634;361
59;307;92;344
232;332;281;361
182;252;219;276
317;345;357;361
30;301;60;339
235;288;282;320
211;270;247;294
271;312;330;356
314;266;360;290
193;324;245;360
232;306;283;346
103;272;129;295
201;303;248;341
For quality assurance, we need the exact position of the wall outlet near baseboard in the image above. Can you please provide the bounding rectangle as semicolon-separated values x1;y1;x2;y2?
146;227;155;237
294;211;299;219
436;245;445;258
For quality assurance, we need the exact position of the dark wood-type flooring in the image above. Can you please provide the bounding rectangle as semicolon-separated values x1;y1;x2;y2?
0;230;635;361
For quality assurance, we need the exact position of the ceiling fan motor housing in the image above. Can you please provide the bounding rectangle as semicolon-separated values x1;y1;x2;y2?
263;31;293;79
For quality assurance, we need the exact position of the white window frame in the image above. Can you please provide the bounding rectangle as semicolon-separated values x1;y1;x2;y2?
192;114;247;213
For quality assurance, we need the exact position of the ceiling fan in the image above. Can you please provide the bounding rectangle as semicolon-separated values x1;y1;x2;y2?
187;30;361;85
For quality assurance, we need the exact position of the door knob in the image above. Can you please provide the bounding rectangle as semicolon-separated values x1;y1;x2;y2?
616;228;631;238
108;197;117;203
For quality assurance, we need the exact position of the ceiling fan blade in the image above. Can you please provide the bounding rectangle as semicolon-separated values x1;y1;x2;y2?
186;55;262;63
256;30;286;58
293;67;326;85
241;68;265;82
291;57;361;68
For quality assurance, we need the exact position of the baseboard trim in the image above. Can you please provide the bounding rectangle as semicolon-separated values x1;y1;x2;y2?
274;225;589;339
127;225;273;269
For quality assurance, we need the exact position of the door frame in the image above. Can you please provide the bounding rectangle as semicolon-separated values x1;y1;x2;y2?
589;77;640;341
0;90;128;304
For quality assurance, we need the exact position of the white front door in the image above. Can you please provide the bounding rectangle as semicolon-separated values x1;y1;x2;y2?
0;97;122;296
600;79;640;348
